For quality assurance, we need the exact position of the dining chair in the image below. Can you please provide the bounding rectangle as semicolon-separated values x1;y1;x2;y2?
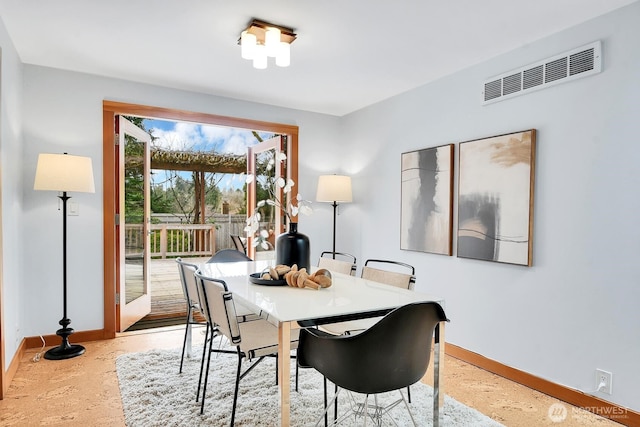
317;251;357;276
320;258;416;336
297;302;448;426
230;234;247;254
361;259;416;290
206;249;262;322
177;256;263;407
175;257;208;374
195;270;300;425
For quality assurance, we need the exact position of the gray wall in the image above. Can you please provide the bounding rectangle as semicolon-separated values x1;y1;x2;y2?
1;1;638;412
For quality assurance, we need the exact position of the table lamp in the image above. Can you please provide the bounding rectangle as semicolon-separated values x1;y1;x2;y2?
34;153;95;360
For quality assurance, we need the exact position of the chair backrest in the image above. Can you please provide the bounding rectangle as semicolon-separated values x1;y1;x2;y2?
297;302;447;395
176;258;201;307
194;271;242;344
361;259;416;290
230;234;247;254
318;251;357;276
207;248;252;263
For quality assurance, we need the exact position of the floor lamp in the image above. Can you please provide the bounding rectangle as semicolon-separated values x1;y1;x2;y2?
34;153;95;360
316;175;352;258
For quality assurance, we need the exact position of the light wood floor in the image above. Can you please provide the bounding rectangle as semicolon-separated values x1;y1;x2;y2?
0;326;620;426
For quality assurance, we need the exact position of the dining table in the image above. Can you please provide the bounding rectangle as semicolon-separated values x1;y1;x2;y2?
198;259;446;426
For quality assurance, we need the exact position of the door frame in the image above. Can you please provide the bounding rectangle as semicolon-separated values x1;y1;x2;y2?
102;101;299;337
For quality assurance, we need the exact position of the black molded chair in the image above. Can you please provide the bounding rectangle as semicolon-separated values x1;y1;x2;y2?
297;302;448;426
318;251;357;276
207;248;252;263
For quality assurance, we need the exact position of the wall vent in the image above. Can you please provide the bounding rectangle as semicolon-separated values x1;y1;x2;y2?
482;41;601;105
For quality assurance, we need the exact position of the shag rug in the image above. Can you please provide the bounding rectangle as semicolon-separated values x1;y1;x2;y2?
116;339;504;426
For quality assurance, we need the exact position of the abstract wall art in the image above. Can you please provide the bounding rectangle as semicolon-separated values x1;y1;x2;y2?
401;144;454;255
457;129;536;266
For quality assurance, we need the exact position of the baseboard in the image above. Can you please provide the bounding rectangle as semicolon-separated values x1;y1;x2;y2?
23;329;109;349
446;343;639;426
1;337;26;399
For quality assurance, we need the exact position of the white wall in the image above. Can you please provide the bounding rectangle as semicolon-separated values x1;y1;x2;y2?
0;14;24;371
341;2;640;411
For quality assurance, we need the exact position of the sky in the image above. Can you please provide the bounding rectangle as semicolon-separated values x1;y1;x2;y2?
143;118;274;191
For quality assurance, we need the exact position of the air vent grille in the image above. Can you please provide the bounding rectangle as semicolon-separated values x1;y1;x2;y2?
482;41;601;105
503;73;522;95
523;65;543;90
484;79;502;101
570;48;595;75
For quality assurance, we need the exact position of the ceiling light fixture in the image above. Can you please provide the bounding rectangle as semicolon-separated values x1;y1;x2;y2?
239;19;296;69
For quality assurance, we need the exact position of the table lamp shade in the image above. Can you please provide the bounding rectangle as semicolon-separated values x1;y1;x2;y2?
34;153;95;193
316;175;352;203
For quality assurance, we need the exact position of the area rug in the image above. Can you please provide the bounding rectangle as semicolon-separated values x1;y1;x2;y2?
116;340;504;426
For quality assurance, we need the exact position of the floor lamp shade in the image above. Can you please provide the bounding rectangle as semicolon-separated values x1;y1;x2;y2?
34;153;95;360
316;175;352;203
316;175;352;258
34;153;95;193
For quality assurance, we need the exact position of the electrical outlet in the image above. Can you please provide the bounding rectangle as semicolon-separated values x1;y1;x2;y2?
596;369;613;394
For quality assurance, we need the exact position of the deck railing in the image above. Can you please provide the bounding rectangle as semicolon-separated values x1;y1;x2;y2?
125;224;216;259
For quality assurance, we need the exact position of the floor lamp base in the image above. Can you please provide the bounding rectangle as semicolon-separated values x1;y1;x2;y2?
44;326;86;360
44;343;86;360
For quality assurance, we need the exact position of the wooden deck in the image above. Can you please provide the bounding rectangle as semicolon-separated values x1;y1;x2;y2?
137;257;211;326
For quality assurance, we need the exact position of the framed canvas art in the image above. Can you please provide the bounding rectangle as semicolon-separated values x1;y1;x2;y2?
401;144;454;255
457;129;536;266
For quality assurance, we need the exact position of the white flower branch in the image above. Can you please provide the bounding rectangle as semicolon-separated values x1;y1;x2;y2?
243;151;312;249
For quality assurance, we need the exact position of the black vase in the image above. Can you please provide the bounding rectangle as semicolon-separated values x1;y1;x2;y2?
276;222;310;270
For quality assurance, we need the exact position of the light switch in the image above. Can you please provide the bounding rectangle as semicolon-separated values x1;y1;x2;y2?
68;201;79;216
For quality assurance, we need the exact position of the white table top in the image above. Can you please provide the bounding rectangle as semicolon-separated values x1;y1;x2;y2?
198;260;444;324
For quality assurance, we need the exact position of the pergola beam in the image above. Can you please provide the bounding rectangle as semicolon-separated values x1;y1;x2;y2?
127;148;247;174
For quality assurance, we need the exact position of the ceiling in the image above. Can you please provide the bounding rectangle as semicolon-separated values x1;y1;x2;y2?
0;0;636;116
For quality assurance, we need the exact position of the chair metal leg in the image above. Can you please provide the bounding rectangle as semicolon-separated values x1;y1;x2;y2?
363;394;369;427
199;326;216;414
231;354;243;427
335;383;338;422
196;322;211;402
407;385;411;403
323;377;328;427
314;386;342;427
399;390;418;426
179;305;193;373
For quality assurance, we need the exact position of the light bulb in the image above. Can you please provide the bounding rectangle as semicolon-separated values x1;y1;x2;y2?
265;27;281;58
253;43;267;69
240;31;256;60
275;41;290;67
